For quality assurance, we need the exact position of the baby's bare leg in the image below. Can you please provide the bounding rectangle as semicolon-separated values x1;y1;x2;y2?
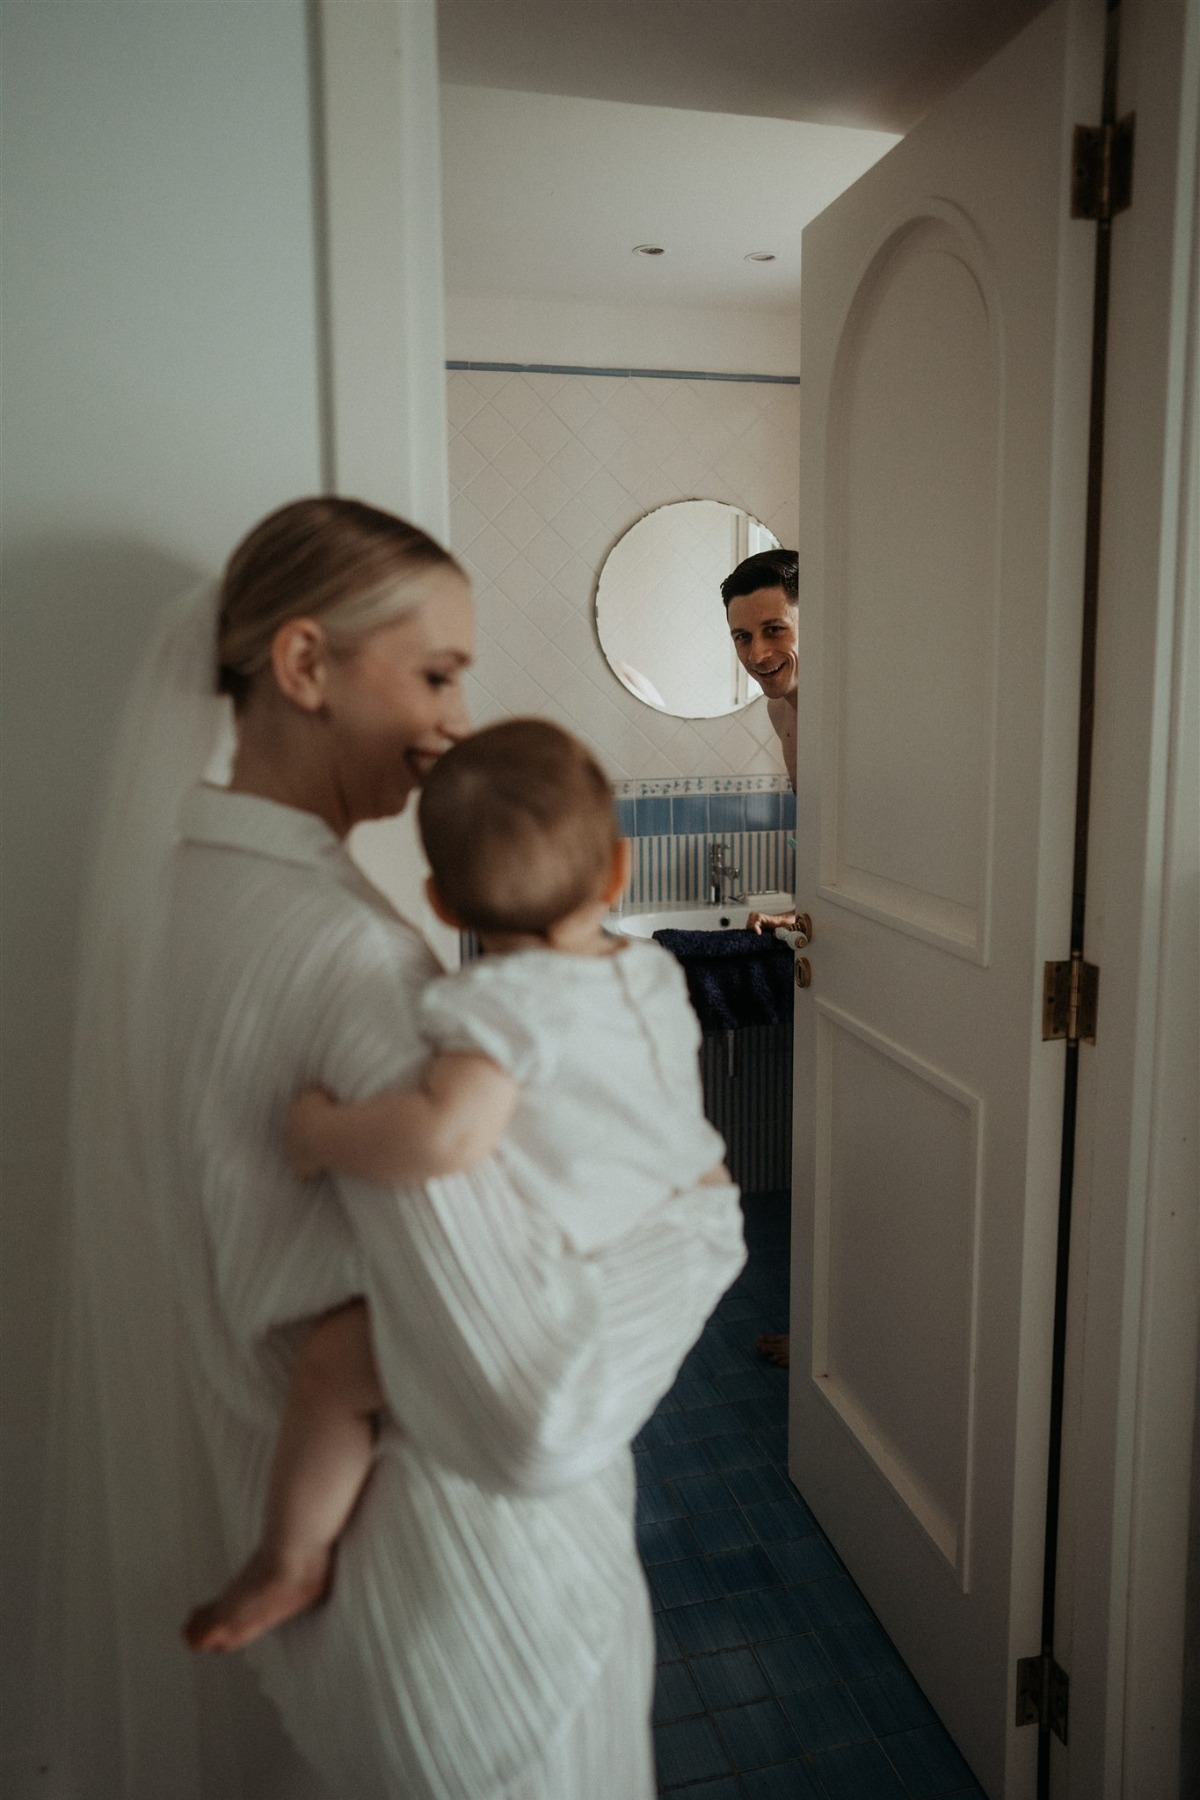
184;1299;382;1653
698;1161;732;1186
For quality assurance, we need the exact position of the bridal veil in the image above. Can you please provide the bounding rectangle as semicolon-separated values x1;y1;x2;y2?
36;581;309;1798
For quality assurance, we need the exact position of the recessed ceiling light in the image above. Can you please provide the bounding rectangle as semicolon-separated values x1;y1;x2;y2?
632;244;666;256
744;251;777;262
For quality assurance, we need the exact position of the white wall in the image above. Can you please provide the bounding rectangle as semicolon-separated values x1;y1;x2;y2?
0;1;325;1773
445;291;803;375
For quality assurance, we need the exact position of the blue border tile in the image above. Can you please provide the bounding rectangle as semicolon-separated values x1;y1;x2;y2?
448;360;800;385
636;795;674;836
743;791;781;831
709;794;745;832
672;794;710;833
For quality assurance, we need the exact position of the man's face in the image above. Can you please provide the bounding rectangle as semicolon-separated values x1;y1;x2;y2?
726;585;799;700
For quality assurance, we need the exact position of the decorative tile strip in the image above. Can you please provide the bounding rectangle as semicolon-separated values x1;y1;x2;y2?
611;774;792;798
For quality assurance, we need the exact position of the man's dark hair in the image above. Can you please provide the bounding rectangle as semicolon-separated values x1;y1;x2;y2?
720;548;799;609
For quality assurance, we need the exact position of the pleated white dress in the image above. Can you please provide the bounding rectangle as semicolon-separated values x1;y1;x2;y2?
163;785;746;1800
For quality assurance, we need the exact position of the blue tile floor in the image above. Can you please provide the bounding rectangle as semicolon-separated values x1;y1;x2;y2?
638;1191;986;1800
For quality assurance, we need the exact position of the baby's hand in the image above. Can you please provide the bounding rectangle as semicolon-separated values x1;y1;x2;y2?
284;1088;336;1180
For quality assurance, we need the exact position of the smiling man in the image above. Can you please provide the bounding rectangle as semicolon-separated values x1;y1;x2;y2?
722;547;799;788
722;546;799;1369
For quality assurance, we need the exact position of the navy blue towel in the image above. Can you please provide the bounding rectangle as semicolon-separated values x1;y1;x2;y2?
653;928;794;1033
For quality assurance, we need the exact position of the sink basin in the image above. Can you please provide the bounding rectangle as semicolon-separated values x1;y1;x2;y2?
612;893;793;940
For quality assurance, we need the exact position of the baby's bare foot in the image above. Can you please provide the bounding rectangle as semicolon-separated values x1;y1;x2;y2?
183;1546;331;1652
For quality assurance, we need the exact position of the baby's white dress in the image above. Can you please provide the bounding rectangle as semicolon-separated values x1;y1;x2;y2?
422;941;727;1253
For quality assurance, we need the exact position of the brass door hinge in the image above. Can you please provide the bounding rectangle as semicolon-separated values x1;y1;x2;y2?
1016;1652;1070;1744
1043;953;1099;1044
1071;115;1135;221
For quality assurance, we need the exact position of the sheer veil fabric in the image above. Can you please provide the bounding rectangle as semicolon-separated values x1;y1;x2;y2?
37;582;310;1798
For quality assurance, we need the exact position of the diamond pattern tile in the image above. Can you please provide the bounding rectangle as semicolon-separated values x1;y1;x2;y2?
446;369;799;778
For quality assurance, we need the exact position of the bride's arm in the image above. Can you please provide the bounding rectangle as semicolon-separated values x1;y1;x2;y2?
349;1160;745;1498
322;921;745;1497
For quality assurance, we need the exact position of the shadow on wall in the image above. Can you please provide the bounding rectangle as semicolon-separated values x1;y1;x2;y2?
0;537;202;1673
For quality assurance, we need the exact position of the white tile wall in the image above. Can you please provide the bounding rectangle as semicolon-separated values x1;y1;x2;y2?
447;368;800;779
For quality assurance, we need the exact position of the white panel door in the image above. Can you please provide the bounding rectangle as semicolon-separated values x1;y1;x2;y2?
789;3;1102;1794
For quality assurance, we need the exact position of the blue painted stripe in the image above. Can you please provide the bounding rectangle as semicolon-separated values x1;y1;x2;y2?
447;360;800;386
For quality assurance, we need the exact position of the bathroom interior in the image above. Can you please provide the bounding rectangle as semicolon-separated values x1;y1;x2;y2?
432;20;977;1800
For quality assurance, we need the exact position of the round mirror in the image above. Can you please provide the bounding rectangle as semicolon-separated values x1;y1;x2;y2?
596;500;781;719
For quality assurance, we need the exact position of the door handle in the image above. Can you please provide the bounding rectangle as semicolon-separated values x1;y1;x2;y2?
773;912;813;951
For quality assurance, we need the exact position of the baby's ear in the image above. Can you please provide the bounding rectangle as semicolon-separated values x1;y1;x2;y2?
600;838;631;907
425;877;464;929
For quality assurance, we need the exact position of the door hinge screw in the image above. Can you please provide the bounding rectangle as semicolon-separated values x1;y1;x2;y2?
1016;1652;1069;1744
1071;115;1135;222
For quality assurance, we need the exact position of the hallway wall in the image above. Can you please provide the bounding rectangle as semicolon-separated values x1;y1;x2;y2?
0;2;325;1774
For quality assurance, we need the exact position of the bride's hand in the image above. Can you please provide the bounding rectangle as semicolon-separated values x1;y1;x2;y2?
745;910;796;937
284;1088;336;1180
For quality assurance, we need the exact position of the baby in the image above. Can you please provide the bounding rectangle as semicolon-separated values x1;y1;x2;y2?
185;718;730;1652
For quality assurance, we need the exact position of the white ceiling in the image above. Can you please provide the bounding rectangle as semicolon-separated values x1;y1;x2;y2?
438;0;1050;135
440;85;897;310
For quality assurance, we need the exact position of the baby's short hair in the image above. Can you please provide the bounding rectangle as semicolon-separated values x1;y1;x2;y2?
418;720;618;936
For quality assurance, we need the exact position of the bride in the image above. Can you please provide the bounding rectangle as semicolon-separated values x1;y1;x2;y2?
45;496;745;1800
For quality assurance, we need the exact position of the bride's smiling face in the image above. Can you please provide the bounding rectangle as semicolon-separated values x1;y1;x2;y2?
320;567;475;823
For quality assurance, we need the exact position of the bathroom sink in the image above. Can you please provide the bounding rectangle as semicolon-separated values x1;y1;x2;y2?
611;893;794;940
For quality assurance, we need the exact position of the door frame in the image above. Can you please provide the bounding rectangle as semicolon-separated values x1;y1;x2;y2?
1054;1;1198;1794
316;1;1200;1787
314;0;463;966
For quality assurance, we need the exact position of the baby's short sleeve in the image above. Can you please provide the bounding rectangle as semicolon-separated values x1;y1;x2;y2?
420;962;555;1085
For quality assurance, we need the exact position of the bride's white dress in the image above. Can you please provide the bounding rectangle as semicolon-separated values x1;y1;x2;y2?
163;783;745;1800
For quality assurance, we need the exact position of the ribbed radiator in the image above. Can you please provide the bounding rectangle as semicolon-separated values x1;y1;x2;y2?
699;1022;793;1195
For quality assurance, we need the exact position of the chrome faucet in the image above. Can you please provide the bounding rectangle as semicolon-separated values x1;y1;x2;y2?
709;841;746;906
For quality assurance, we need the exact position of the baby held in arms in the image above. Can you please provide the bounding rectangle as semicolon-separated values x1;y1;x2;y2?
185;719;731;1652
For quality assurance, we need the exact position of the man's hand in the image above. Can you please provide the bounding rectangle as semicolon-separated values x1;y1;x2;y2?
745;910;796;937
